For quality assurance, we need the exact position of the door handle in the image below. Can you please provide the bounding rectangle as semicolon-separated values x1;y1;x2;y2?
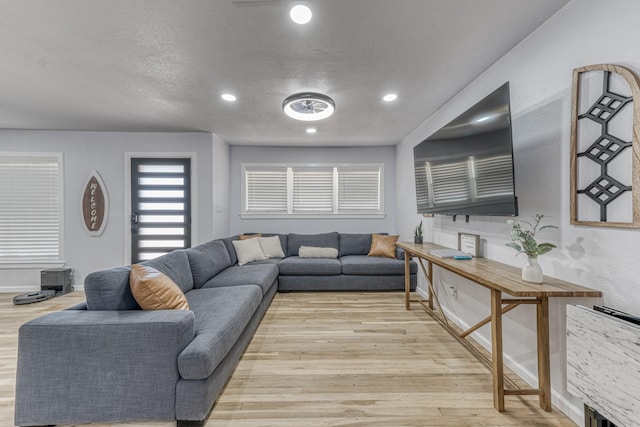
131;212;139;234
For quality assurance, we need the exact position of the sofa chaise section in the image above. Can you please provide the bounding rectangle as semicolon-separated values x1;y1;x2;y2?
15;247;277;427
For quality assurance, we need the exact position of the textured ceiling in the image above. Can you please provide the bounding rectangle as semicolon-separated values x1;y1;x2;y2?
0;0;569;146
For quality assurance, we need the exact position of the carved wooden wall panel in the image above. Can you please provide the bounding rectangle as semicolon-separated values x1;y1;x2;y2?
570;64;640;227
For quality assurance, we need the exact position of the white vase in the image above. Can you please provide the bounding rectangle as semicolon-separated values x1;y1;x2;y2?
522;256;543;283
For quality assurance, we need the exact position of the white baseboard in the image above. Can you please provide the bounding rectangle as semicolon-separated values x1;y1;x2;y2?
0;285;84;293
0;285;40;293
414;288;583;425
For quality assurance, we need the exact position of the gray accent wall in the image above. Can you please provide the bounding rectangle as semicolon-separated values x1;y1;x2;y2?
230;145;396;235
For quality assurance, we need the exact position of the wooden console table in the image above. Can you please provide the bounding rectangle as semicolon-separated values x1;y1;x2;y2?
396;241;602;413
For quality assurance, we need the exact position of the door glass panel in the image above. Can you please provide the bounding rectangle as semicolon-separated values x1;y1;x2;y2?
139;177;185;186
138;165;184;174
138;227;185;236
139;240;185;248
138;215;184;223
139;190;184;198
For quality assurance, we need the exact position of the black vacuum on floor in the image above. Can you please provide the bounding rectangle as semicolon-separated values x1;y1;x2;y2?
13;268;73;305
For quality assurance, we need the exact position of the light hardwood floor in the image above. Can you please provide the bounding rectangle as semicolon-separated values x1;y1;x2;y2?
1;291;577;427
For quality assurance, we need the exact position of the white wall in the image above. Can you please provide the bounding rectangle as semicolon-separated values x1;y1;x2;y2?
395;0;640;423
230;145;396;235
211;133;231;238
0;130;217;291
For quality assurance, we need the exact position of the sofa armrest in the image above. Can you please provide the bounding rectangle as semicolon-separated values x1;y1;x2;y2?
15;309;195;426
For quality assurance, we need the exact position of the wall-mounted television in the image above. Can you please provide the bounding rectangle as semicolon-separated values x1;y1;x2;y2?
413;82;518;217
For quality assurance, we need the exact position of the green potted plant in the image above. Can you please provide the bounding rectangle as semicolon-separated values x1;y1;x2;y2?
414;220;423;244
506;214;557;283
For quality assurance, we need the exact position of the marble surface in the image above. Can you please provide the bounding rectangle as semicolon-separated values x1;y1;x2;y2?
566;305;640;427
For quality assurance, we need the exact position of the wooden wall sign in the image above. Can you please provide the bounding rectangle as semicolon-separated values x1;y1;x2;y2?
82;171;108;236
570;64;640;228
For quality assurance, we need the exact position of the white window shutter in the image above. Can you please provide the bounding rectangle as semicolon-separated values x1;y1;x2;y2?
292;167;333;213
337;167;381;213
245;166;288;213
0;156;62;263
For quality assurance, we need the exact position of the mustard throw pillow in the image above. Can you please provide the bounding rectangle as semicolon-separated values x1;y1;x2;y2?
129;264;190;310
238;233;262;240
368;234;399;259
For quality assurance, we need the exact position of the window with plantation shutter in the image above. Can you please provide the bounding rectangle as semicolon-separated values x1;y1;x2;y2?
337;167;380;213
245;166;288;213
0;154;63;265
292;167;333;213
241;163;384;217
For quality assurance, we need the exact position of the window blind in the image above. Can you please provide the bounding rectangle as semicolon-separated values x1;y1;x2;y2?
245;167;288;213
0;156;62;263
292;167;333;213
337;167;380;213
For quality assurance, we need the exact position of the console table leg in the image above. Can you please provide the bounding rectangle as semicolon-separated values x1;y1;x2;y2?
404;250;410;310
537;297;552;411
491;289;505;411
427;262;434;310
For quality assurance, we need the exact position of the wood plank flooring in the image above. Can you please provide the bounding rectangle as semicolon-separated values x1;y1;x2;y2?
0;291;577;427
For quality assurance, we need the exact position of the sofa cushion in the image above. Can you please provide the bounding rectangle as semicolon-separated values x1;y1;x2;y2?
287;232;339;257
340;255;417;275
278;256;342;275
142;250;194;293
368;234;398;259
258;236;286;259
339;233;372;256
202;264;279;296
178;286;262;380
129;264;190;310
232;238;266;265
85;266;138;310
299;246;339;258
186;240;232;288
263;233;288;256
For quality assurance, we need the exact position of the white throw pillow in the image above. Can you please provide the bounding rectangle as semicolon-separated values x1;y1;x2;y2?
232;238;266;266
258;236;285;259
298;246;339;259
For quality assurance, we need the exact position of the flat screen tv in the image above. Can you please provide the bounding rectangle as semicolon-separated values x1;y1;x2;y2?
413;82;518;217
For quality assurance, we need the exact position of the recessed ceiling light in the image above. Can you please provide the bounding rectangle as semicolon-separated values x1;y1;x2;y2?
290;4;312;24
306;128;317;134
221;93;236;102
283;92;335;121
383;93;398;102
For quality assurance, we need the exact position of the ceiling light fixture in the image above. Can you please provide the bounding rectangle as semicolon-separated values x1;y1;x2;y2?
290;4;312;24
221;93;236;102
283;92;335;121
306;127;317;134
383;93;398;102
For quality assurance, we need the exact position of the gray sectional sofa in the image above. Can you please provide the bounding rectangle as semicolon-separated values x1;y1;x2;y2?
15;232;417;427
